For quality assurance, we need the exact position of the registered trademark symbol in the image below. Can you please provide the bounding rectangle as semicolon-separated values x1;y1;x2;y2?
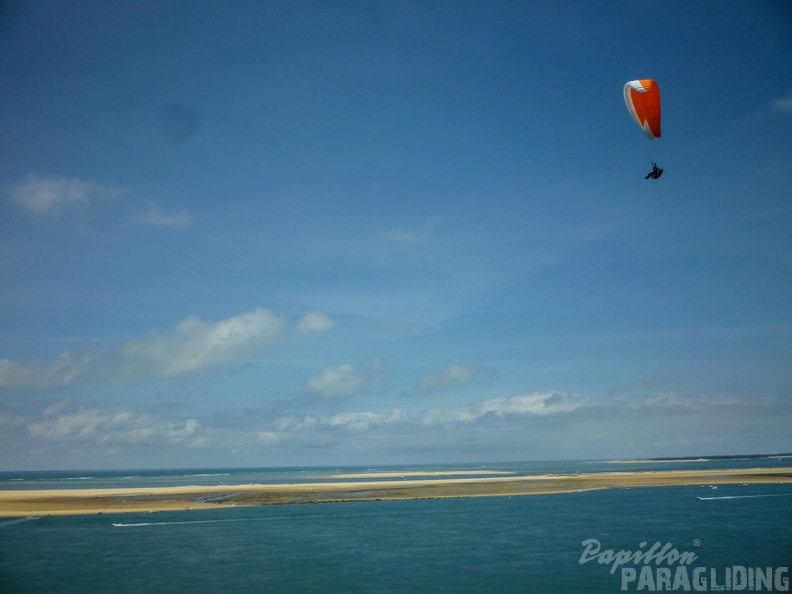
693;539;701;547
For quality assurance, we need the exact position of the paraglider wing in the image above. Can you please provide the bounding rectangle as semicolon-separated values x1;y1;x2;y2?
624;79;661;140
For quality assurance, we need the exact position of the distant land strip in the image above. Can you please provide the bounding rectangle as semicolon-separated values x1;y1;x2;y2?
1;467;791;517
325;470;514;479
607;453;792;464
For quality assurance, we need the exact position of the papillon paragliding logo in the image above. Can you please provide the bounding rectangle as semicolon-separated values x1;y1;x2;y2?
624;79;663;179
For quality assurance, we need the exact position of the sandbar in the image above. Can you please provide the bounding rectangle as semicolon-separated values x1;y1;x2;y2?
326;470;514;479
1;467;790;517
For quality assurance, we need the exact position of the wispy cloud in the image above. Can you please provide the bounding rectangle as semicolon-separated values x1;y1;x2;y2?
0;413;25;428
7;174;122;215
306;363;367;397
385;218;441;244
132;203;192;228
0;352;100;390
29;407;206;447
418;363;478;393
772;93;792;112
633;392;747;410
305;359;385;398
0;307;335;388
296;311;337;334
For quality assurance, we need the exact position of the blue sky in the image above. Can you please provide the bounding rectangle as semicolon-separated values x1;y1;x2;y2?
1;1;791;470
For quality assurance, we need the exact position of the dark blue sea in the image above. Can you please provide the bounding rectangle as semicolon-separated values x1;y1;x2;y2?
1;460;790;593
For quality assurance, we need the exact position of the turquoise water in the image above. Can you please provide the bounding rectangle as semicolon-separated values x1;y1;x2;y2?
1;463;790;593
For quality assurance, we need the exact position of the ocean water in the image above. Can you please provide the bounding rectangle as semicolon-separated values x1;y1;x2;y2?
2;458;789;490
1;461;790;593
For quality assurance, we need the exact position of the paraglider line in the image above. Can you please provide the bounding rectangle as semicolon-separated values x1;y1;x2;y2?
643;137;654;167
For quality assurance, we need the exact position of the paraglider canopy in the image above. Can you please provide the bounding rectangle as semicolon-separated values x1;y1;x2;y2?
624;79;661;140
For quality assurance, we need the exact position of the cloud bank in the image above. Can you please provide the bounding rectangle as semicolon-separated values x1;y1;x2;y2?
6;387;788;468
22;389;773;450
22;392;586;449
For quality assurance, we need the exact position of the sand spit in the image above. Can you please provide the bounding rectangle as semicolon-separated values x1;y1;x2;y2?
1;467;790;517
325;470;515;479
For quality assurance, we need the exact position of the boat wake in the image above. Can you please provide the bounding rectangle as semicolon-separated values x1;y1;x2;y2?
697;493;792;501
0;516;41;528
112;517;274;528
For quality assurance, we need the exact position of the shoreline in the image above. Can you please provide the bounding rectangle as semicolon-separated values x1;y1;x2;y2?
1;467;790;517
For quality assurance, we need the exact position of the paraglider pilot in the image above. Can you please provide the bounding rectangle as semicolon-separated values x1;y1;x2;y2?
645;162;663;180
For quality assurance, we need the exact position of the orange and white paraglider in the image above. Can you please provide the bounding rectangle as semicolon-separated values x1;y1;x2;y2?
624;79;663;179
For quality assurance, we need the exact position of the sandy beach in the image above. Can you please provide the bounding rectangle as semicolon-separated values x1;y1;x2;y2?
1;467;790;517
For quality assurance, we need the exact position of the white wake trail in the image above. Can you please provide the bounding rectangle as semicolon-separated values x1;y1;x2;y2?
112;516;274;527
0;516;41;528
696;493;792;501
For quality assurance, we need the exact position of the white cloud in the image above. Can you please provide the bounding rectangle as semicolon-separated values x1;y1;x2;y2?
773;93;792;112
475;392;587;416
321;410;407;431
281;393;587;434
322;411;386;431
296;311;337;334
132;203;191;228
165;418;203;443
120;308;286;377
306;363;366;397
0;307;292;388
7;174;121;215
419;392;590;425
419;363;477;392
386;218;440;244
